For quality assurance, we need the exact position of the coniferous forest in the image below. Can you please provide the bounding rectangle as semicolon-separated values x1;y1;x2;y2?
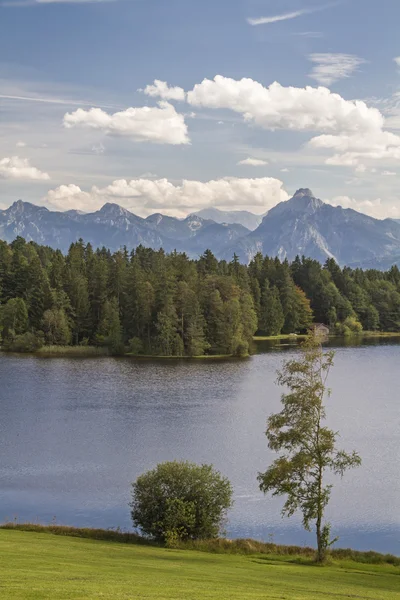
1;237;400;356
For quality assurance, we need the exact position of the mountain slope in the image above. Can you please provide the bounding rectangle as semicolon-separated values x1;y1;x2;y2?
3;193;400;268
0;201;249;258
194;208;264;231
226;189;400;266
0;201;168;253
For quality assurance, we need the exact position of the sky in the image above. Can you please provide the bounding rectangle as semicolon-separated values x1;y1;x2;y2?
1;0;400;218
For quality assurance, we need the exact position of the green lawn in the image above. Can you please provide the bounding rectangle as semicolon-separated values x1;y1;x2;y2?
1;530;399;599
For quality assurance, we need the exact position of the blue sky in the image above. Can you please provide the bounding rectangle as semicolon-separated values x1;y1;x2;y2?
1;0;400;218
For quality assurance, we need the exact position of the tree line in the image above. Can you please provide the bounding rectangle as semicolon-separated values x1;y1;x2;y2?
1;236;400;354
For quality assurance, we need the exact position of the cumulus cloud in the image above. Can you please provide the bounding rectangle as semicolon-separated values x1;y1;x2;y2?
238;157;268;166
143;80;186;101
394;57;400;67
0;156;50;181
44;177;289;216
382;170;396;176
136;73;399;168
16;141;27;148
326;196;400;219
186;76;383;135
308;53;366;86
309;129;400;167
63;101;189;145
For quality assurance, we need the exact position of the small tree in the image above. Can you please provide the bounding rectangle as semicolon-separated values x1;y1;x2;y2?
1;297;28;341
258;334;361;563
130;461;233;543
42;308;72;345
96;298;124;355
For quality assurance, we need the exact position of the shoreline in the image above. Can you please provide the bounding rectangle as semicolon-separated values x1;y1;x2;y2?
0;346;245;360
253;331;400;342
1;523;398;563
1;332;400;359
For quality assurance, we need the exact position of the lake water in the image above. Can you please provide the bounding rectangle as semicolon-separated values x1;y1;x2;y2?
0;339;399;555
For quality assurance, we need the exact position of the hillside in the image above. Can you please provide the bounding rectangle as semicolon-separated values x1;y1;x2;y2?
0;201;249;257
1;529;399;600
226;189;400;266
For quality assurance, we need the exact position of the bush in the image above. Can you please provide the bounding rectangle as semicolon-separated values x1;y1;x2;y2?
6;331;44;353
335;317;363;337
130;461;233;543
128;337;144;355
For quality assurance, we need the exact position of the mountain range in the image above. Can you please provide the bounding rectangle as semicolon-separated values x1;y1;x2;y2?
2;189;400;269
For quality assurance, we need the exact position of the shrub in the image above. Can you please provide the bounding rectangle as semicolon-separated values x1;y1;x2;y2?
128;337;144;355
335;317;363;337
6;331;44;353
130;461;233;543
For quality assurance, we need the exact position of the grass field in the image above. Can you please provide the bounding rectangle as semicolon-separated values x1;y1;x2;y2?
1;529;399;600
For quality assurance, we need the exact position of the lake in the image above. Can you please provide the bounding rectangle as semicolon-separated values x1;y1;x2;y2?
0;339;399;554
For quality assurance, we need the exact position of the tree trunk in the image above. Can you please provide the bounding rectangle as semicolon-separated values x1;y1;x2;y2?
316;516;323;563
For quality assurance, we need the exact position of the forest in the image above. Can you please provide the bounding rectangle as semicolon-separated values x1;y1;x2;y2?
1;237;400;356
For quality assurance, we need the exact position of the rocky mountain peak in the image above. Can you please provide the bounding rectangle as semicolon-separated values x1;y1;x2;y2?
293;188;314;199
287;188;324;212
6;200;46;217
98;203;132;218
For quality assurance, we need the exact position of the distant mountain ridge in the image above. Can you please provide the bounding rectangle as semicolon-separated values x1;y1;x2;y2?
2;190;400;269
0;200;249;257
194;207;264;231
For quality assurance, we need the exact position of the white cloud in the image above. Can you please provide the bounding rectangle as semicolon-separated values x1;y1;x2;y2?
394;57;400;67
143;80;186;101
238;157;268;166
309;129;400;166
0;93;119;109
2;0;116;6
173;74;400;168
187;76;383;134
16;141;27;148
0;156;50;181
281;168;290;172
326;196;400;219
308;53;366;86
382;170;396;176
292;31;324;38
247;7;322;26
247;3;335;26
63;101;189;145
91;142;105;155
44;177;289;216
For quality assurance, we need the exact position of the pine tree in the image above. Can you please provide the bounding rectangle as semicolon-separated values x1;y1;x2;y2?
96;298;124;355
260;282;284;336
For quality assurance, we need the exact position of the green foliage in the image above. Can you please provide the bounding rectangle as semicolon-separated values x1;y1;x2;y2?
260;282;284;335
128;336;144;355
1;297;28;340
1;239;400;357
96;298;124;355
258;335;361;563
130;461;233;542
6;331;44;353
42;308;72;345
335;316;363;336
